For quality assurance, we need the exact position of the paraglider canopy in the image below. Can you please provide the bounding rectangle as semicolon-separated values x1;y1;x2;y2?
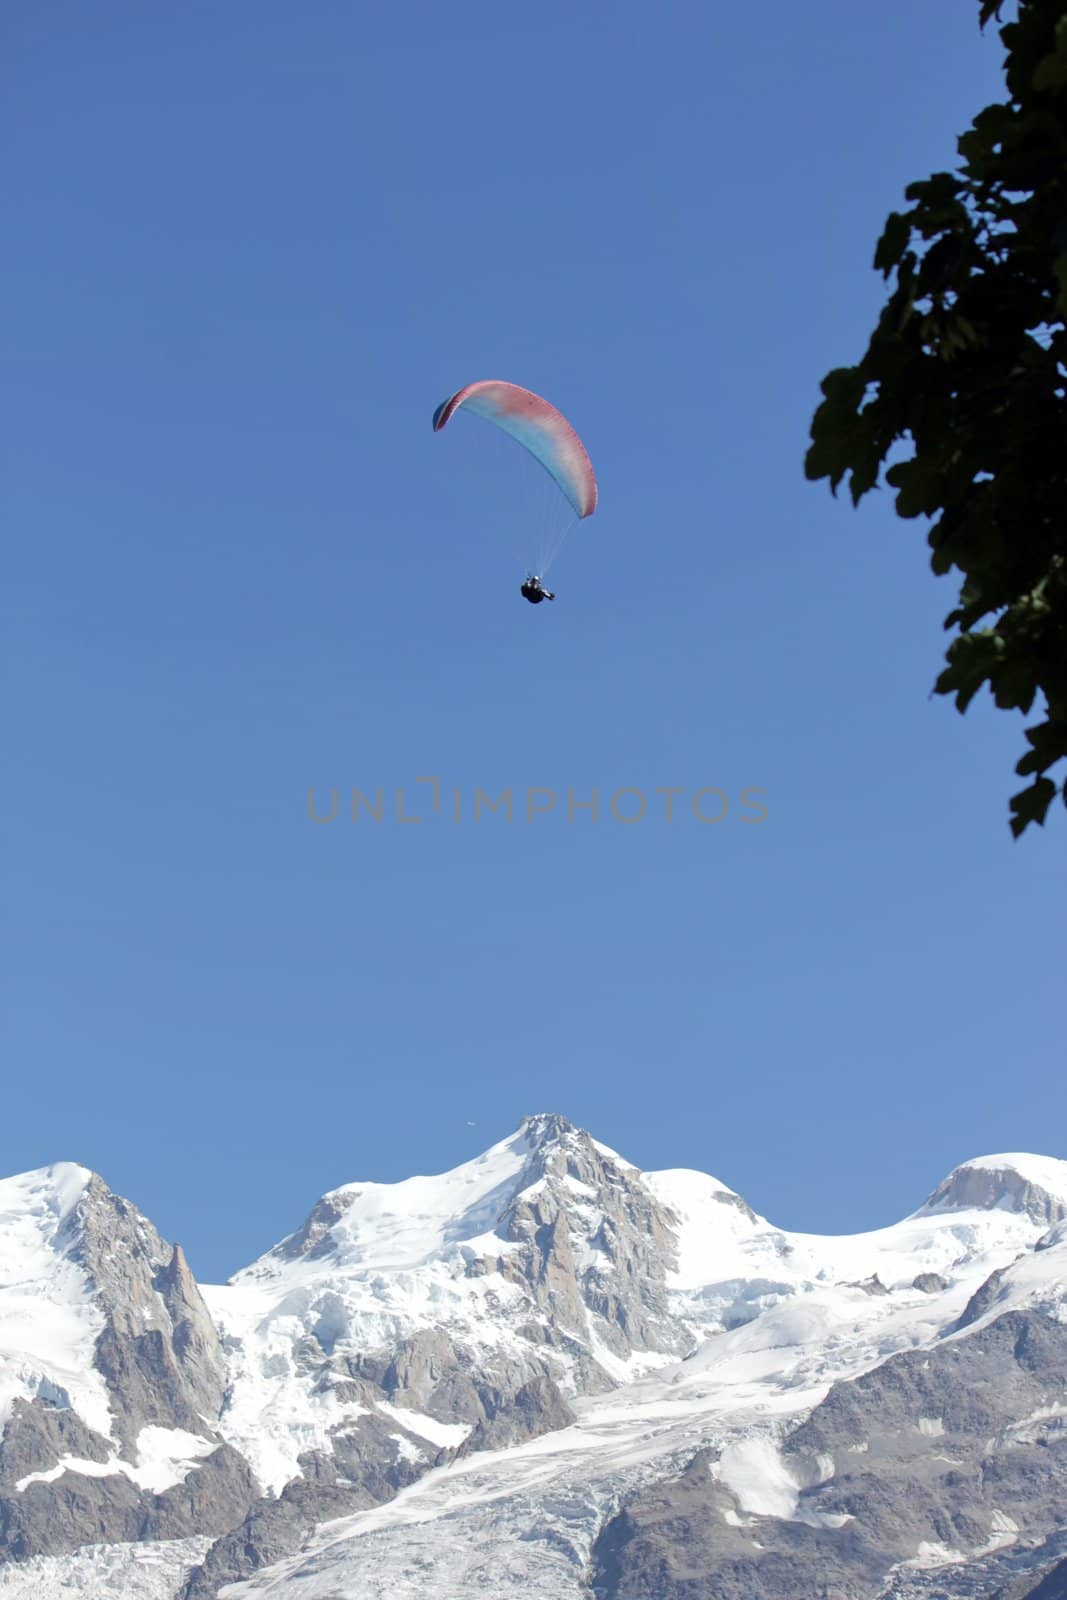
432;380;597;520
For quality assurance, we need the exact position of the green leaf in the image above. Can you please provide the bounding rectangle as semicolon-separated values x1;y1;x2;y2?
1016;720;1067;777
935;630;1004;712
990;656;1038;714
904;172;961;207
818;366;867;408
805;414;852;493
886;454;939;519
874;212;911;276
1009;777;1056;837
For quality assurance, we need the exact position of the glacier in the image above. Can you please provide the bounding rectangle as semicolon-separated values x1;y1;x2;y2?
2;1114;1066;1599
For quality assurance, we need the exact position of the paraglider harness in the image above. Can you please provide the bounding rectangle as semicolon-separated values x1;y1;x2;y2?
521;575;555;604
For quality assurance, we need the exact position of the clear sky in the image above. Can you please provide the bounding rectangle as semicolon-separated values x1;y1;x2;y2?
4;0;1064;1283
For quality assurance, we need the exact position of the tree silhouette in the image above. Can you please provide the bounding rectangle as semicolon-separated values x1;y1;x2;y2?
807;0;1067;835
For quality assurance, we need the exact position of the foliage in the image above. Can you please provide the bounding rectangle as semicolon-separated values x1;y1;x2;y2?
806;0;1067;836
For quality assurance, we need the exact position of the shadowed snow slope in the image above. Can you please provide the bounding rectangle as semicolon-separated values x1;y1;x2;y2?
2;1119;1067;1600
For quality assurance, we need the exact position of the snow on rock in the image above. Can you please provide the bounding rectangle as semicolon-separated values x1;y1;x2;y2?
252;1132;531;1276
918;1154;1067;1227
946;1221;1067;1338
374;1403;471;1450
713;1437;799;1518
188;1124;1067;1600
0;1164;260;1566
14;1428;220;1496
0;1164;112;1439
4;1117;1067;1600
202;1114;691;1493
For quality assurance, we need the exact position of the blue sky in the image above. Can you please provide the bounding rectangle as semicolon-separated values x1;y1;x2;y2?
4;0;1063;1282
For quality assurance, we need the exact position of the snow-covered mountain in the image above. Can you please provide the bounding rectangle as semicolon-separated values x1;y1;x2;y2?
2;1116;1066;1599
0;1162;256;1570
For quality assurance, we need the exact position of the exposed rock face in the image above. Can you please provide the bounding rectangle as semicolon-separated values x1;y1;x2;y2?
0;1441;259;1563
590;1307;1067;1600
0;1169;258;1566
265;1188;363;1266
954;1263;1012;1331
354;1327;477;1417
495;1114;690;1367
179;1117;666;1597
344;1325;576;1442
464;1374;576;1452
261;1113;690;1382
60;1175;229;1447
180;1416;432;1600
844;1273;889;1296
5;1126;1067;1600
1015;1556;1067;1600
0;1399;111;1489
922;1161;1067;1229
873;1529;1067;1600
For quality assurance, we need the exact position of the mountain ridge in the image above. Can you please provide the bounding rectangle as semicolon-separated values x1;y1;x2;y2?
2;1116;1066;1599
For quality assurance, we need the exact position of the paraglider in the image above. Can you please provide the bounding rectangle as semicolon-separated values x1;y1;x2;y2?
520;575;554;604
432;379;596;603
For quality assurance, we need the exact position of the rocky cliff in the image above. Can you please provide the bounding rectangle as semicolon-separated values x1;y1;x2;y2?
2;1121;1066;1600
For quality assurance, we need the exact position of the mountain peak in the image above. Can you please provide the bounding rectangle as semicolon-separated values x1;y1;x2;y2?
515;1112;636;1175
517;1112;579;1147
8;1129;1067;1600
256;1114;620;1279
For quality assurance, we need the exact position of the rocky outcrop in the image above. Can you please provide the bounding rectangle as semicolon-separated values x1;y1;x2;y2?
495;1114;691;1366
952;1262;1012;1331
5;1127;1067;1599
875;1529;1067;1598
591;1307;1067;1600
0;1438;258;1561
844;1273;890;1296
1015;1555;1067;1600
182;1340;572;1599
463;1374;576;1452
0;1398;110;1490
264;1187;363;1266
180;1416;431;1600
174;1117;685;1596
63;1175;228;1446
0;1171;258;1568
922;1162;1067;1229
